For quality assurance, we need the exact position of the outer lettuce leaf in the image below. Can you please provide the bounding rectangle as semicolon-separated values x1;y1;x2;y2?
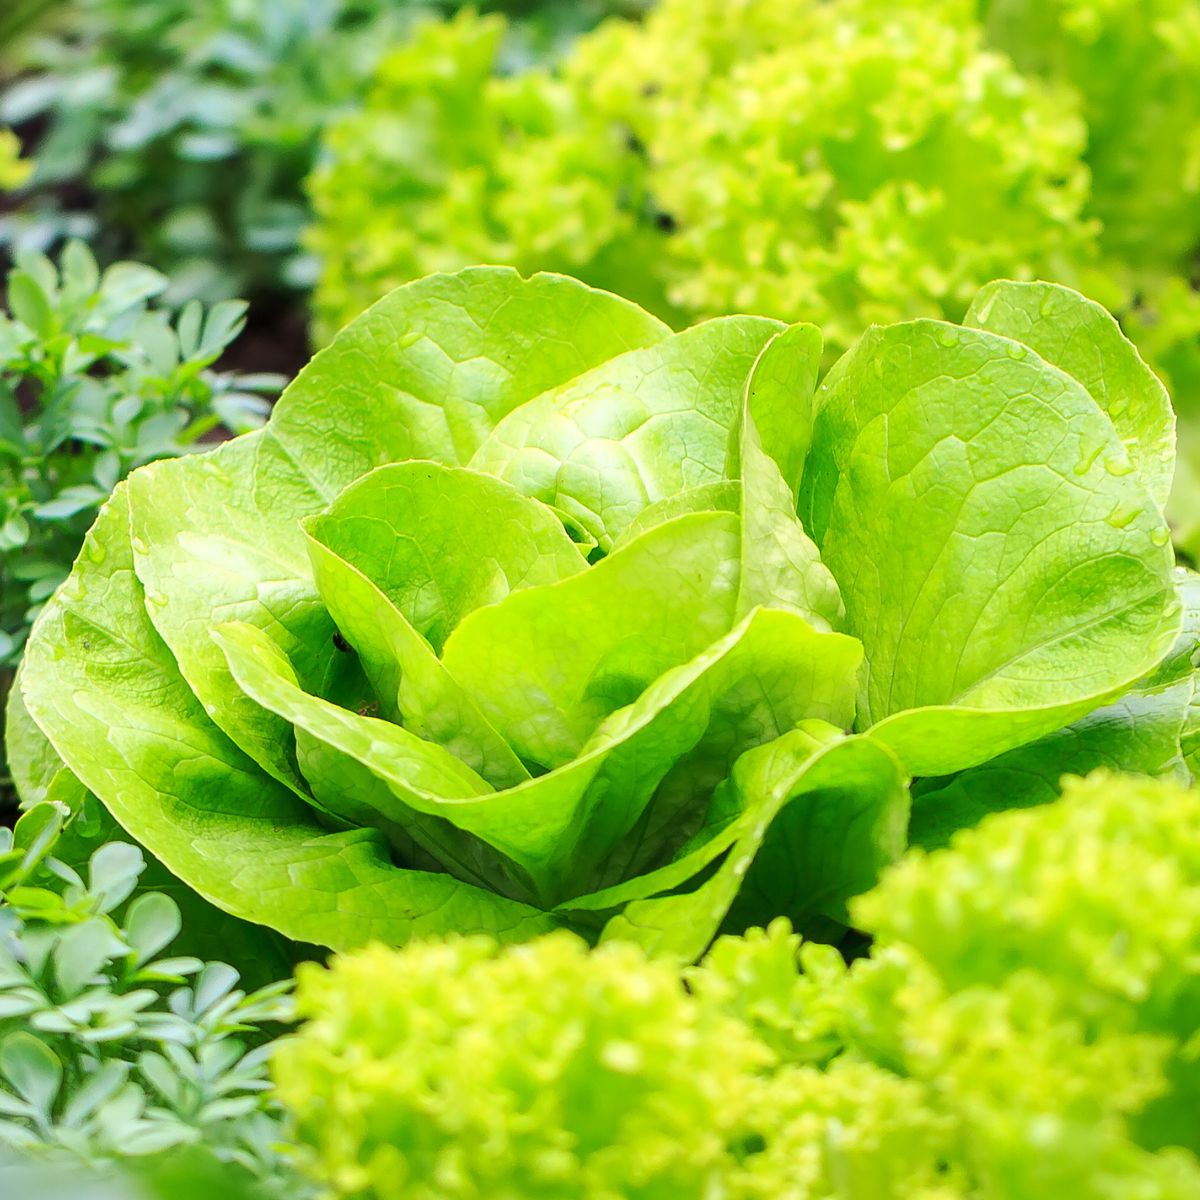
910;566;1200;848
910;676;1193;851
4;663;88;812
799;317;1180;776
965;279;1175;511
20;489;554;950
4;689;304;988
271;265;670;489
126;433;349;800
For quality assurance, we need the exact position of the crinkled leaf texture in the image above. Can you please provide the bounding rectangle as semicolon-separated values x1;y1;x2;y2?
12;269;1191;957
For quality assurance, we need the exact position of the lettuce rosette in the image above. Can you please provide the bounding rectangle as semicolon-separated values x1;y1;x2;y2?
11;269;1194;958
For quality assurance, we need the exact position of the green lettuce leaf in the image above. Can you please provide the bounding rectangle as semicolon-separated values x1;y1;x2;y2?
20;486;554;950
592;723;907;961
910;565;1200;848
965;279;1174;511
799;315;1180;776
470;316;782;550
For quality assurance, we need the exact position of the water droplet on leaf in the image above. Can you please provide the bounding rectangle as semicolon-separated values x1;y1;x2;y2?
1073;432;1106;475
1105;500;1140;529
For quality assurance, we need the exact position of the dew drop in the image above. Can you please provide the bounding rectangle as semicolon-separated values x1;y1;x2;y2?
131;536;149;555
1109;395;1130;417
146;590;168;608
1151;527;1171;547
1073;432;1106;475
1105;500;1140;529
1006;342;1027;360
85;540;106;564
1103;454;1134;477
938;328;960;348
1039;294;1056;318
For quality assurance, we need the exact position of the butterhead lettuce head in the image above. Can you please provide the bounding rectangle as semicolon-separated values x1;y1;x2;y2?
11;269;1190;958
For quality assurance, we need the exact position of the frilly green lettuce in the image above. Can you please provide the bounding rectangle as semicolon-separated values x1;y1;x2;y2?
307;0;1096;356
274;932;769;1200
699;769;1200;1197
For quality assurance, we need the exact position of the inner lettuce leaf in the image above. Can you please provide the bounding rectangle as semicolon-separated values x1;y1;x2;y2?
11;268;1197;958
469;316;784;551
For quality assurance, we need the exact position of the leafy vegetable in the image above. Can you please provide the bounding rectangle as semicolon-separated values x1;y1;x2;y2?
701;769;1200;1197
275;932;768;1200
307;0;1098;350
0;240;277;686
275;769;1200;1198
9;267;1191;957
0;805;298;1193
0;0;644;305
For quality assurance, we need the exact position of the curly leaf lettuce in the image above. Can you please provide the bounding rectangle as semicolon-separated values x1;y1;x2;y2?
307;0;1097;356
689;771;1200;1197
12;269;1189;956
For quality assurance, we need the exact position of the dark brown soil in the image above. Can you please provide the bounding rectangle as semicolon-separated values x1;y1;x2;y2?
218;294;312;382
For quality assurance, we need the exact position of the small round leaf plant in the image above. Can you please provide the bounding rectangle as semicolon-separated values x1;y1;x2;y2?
11;268;1195;959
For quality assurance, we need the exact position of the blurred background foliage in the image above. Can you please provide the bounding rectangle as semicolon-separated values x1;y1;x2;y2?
305;1;1200;489
0;0;646;309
